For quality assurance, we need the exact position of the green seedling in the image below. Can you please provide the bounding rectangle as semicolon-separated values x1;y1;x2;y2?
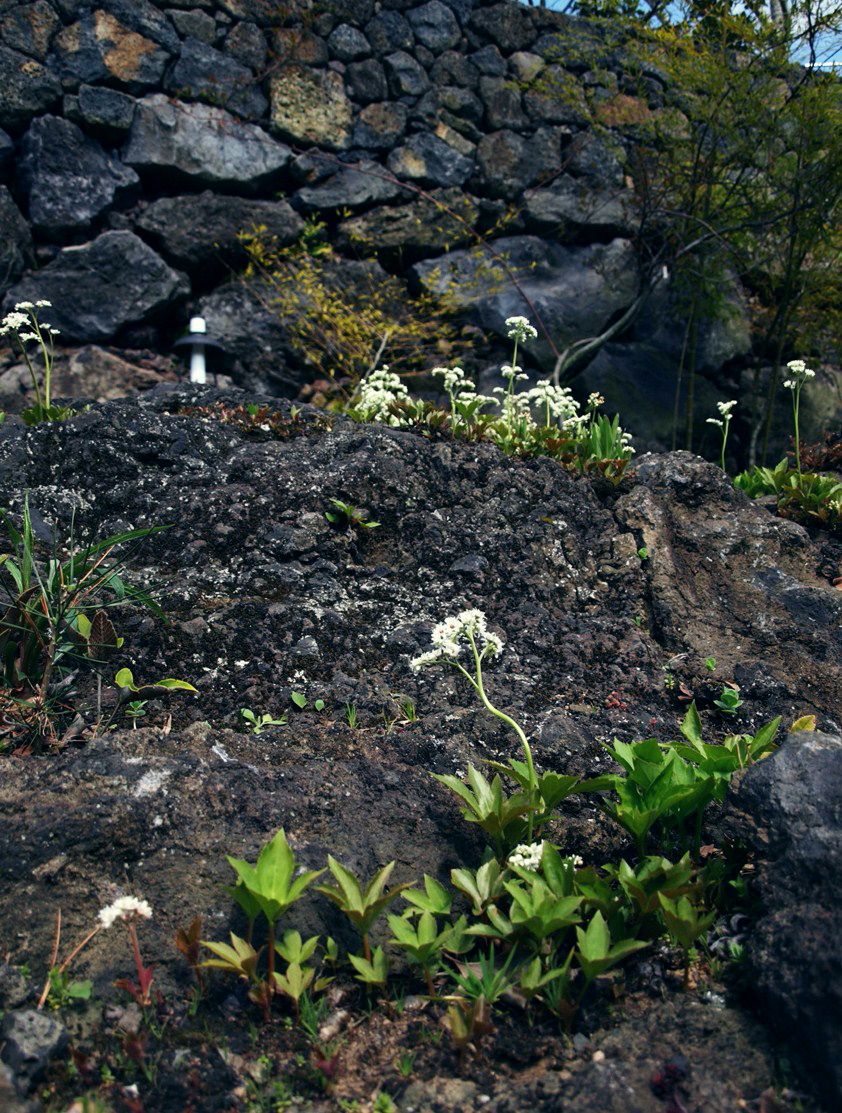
124;700;148;728
433;766;533;859
115;668;197;699
325;499;380;530
713;685;743;714
316;858;412;964
450;858;506;917
657;893;717;986
388;910;467;997
240;707;287;733
345;702;359;728
575;910;648;989
46;966;93;1008
348;944;389;991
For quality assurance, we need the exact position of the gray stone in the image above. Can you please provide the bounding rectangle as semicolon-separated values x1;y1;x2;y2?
365;11;413;55
430;48;478;87
223;21;267;70
97;0;181;52
476;127;560;200
166;37;268;121
566;130;627;188
387;132;474;187
384;50;430;97
134;191;304;280
50;11;172;94
215;0;281;25
269;65;354;151
437;85;483;125
0;45;61;129
523;175;637;239
167;7;218;45
469;44;506;76
0;186;33;292
0;0;61;61
533;24;619;72
336;186;479;254
406;1;461;54
478;74;528;130
328;0;375;24
19;115;140;238
0;126;13;174
294;159;407;212
124;94;292;191
0;1009;68;1089
4;231;189;343
470;3;535;53
328;23;370;63
345;58;388;103
270;28;329;67
412;235;639;367
727;730;842;1109
523;65;590;125
352;100;408;149
63;84;136;143
509;50;545;84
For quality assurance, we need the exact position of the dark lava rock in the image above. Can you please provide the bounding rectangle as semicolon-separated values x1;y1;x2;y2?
124;94;292;191
727;729;842;1108
0;186;34;291
18;115;140;239
0;44;61;130
165;36;268;121
407;0;461;53
336;186;479;255
0;1009;68;1091
50;10;172;93
293;159;408;212
133;191;304;282
62;83;137;143
387;131;474;186
0;0;61;62
4;230;189;342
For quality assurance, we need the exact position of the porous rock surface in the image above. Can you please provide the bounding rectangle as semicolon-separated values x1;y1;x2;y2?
0;385;839;1109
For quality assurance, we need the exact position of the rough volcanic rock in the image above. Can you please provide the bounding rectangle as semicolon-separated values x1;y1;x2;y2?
727;729;842;1109
165;35;268;121
327;22;371;62
0;0;61;61
336;186;479;255
475;126;561;198
523;174;637;239
133;191;304;281
62;83;136;143
0;187;34;291
0;44;61;130
407;1;461;53
0;1010;68;1092
387;132;474;186
3;231;189;343
19;115;140;239
384;49;431;96
293;159;408;212
0;127;12;174
123;94;292;191
412;234;639;364
351;100;409;148
269;65;354;151
50;10;173;93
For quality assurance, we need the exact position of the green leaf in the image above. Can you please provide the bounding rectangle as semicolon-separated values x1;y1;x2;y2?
291;691;307;709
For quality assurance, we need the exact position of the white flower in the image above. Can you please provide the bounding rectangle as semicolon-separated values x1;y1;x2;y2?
14;301;34;310
508;842;543;871
411;609;504;671
784;360;816;386
505;316;538;342
98;895;153;929
587;392;605;409
35;299;52;308
566;853;584;867
432;366;472;394
706;418;724;428
716;399;737;416
786;359;806;374
0;311;30;333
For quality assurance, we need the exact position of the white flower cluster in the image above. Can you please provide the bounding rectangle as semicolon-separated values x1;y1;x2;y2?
505;316;538;343
526;380;581;426
706;398;737;429
431;365;471;394
410;608;504;671
508;842;544;871
354;366;409;426
783;359;816;389
98;895;153;929
565;853;584;867
587;392;605;410
0;300;58;339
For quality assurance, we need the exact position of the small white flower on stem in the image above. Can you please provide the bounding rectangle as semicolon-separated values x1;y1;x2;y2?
98;896;153;930
505;316;538;342
508;842;543;871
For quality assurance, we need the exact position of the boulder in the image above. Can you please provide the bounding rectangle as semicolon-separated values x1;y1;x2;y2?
0;45;61;130
0;0;61;61
3;231;189;343
345;58;389;102
124;94;292;192
327;23;371;62
523;174;637;240
0;187;34;292
336;186;480;255
269;65;354;151
412;234;639;365
223;21;268;70
293;159;407;212
168;8;218;45
727;729;842;1109
387;132;474;187
476;127;561;199
133;192;304;282
430;48;479;87
478;74;529;130
352;100;409;149
384;49;430;97
523;65;591;125
0;1010;68;1092
365;11;414;55
0;127;12;174
62;84;136;143
470;2;535;53
165;36;268;121
93;0;181;53
406;1;461;53
19;115;140;239
50;10;173;93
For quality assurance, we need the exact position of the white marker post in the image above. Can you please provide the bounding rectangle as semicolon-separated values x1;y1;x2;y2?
188;316;207;384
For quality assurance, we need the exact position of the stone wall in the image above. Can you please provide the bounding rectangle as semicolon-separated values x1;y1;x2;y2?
0;0;832;451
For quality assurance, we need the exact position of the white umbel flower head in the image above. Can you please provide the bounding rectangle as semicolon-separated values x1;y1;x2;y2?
98;895;153;929
410;608;504;672
505;316;538;343
508;842;544;871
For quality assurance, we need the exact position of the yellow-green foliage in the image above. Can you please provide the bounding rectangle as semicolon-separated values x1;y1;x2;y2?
239;223;460;385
